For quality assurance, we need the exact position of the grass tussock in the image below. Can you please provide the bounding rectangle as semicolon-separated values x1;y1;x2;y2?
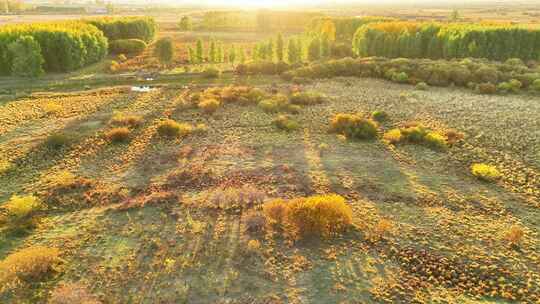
198;98;220;114
272;114;300;131
105;127;130;143
109;113;143;128
289;91;327;105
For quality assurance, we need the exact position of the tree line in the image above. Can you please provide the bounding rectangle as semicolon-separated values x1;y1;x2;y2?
309;16;395;42
199;10;323;32
0;17;157;77
352;21;540;61
86;17;157;43
0;21;108;77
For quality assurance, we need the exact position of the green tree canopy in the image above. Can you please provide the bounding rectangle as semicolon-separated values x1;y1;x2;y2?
308;37;321;61
8;35;44;78
276;33;284;62
154;37;174;65
179;16;192;31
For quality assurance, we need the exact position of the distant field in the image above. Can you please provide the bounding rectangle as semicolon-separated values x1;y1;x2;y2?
1;6;540;303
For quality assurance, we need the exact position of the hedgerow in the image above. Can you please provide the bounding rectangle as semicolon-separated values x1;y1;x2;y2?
282;57;540;92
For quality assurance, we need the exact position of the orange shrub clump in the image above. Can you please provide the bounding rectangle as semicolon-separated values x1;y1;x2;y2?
286;194;352;237
263;194;352;238
0;246;61;287
504;226;525;247
198;98;220;114
105;127;130;143
263;199;288;225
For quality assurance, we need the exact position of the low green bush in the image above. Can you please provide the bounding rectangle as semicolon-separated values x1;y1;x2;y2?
157;119;182;138
424;132;447;149
401;124;428;143
273;115;300;131
476;83;497;95
391;71;409;83
329;113;378;140
258;94;289;113
236;61;291;75
45;133;70;150
471;163;501;182
202;67;221;78
109;39;147;55
532;79;540;92
415;82;428;90
371;110;388;122
473;66;499;84
289;92;326;105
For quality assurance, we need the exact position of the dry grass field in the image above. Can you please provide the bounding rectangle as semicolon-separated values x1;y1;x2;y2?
1;76;539;303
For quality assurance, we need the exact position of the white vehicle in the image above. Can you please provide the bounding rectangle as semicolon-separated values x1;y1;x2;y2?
131;86;154;92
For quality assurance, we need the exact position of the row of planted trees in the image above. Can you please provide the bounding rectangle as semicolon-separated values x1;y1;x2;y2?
250;33;341;64
352;21;540;61
180;34;328;66
0;17;157;77
186;39;247;64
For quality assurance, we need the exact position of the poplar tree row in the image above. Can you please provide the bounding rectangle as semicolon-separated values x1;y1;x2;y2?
353;21;540;61
187;38;247;64
251;32;342;63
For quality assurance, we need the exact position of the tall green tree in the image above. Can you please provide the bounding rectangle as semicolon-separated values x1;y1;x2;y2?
216;42;223;63
8;35;44;78
276;33;284;62
308;37;321;61
239;48;246;63
228;45;237;63
287;38;300;63
450;9;460;22
188;46;196;63
252;44;260;61
266;40;274;61
209;38;217;63
196;39;204;63
321;35;330;58
179;16;192;31
154;37;174;66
